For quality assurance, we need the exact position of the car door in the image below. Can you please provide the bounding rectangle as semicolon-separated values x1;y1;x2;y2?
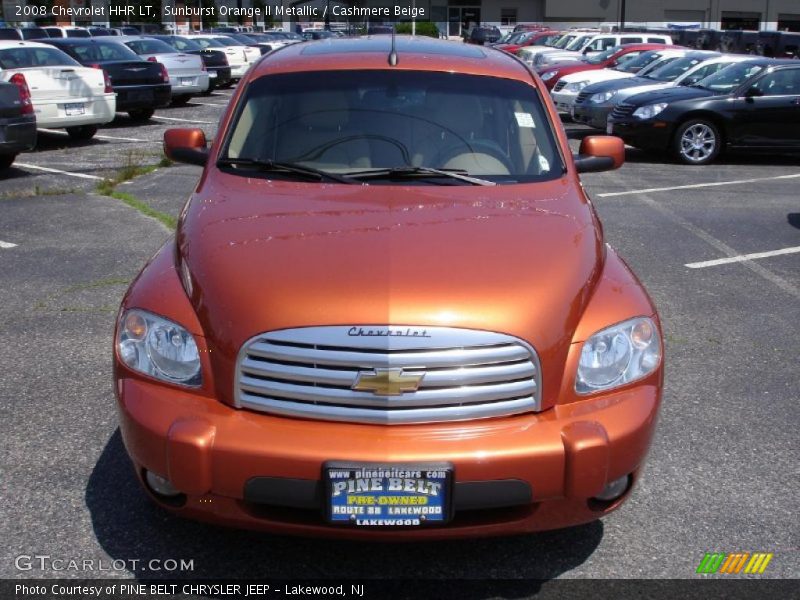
730;67;800;149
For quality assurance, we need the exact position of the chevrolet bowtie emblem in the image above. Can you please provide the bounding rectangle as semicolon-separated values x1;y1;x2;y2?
352;368;424;396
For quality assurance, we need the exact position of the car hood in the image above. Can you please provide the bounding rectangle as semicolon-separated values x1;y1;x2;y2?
178;174;604;399
562;69;633;84
625;85;715;106
583;75;659;94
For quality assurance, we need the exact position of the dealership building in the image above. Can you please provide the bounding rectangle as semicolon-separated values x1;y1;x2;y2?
2;0;799;35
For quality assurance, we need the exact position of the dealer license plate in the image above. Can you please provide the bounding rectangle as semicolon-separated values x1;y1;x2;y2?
180;77;193;86
325;463;451;527
64;103;84;116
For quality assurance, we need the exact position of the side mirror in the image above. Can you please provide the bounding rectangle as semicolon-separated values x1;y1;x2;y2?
163;128;208;166
744;86;764;99
574;136;625;173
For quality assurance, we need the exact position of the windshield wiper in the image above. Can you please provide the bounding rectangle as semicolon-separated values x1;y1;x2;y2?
216;158;358;184
342;166;497;186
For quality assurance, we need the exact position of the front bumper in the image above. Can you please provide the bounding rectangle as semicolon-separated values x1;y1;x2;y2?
573;104;613;130
117;373;661;539
0;114;37;155
551;89;580;113
607;116;673;151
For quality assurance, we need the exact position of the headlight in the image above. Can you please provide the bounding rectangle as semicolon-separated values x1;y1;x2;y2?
632;102;668;120
540;70;557;81
576;317;661;394
117;309;201;386
590;90;617;104
565;80;590;93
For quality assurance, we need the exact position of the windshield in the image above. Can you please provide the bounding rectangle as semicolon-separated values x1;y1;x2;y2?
66;41;141;62
192;37;227;49
647;56;705;82
0;46;79;68
553;35;576;49
162;36;203;51
217;36;245;46
125;38;177;54
695;62;764;92
565;35;592;51
221;71;562;184
614;50;659;73
585;45;620;65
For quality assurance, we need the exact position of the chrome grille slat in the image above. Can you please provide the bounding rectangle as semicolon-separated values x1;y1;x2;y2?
240;376;537;408
235;326;542;424
246;341;531;369
240;357;536;387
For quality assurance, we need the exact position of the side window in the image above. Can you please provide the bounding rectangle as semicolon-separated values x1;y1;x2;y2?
174;39;187;51
751;69;800;96
620;36;642;45
126;41;143;54
647;37;667;44
684;63;722;84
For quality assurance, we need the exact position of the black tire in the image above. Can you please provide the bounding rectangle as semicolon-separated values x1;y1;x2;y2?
66;125;98;141
170;95;191;106
672;119;722;165
0;154;15;171
128;108;155;122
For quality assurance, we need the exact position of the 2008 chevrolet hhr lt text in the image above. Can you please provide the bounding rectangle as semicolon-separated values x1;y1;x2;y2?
114;37;664;539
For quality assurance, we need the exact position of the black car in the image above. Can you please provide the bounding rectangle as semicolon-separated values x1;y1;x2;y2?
43;38;171;121
147;35;232;91
0;77;37;170
464;26;502;45
608;59;800;165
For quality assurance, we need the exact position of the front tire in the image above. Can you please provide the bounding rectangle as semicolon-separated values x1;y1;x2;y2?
66;125;98;141
672;119;721;165
170;95;191;106
128;108;155;122
0;154;15;170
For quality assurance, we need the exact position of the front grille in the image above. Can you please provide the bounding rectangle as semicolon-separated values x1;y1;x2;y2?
575;90;592;105
553;80;567;92
611;103;636;119
235;326;541;425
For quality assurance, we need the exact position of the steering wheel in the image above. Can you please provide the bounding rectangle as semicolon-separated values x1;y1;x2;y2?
431;140;514;173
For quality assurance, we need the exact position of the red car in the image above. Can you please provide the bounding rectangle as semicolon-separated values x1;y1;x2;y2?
495;30;559;54
537;43;677;90
115;36;664;540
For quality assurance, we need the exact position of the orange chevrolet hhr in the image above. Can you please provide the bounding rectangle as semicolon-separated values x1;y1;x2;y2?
114;36;664;539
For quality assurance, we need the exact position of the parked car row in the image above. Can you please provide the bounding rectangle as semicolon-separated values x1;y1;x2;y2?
527;38;800;165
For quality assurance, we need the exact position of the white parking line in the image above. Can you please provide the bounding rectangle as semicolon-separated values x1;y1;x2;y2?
686;246;800;269
0;240;18;249
95;134;156;143
151;116;214;124
39;128;152;143
14;163;103;180
596;173;800;198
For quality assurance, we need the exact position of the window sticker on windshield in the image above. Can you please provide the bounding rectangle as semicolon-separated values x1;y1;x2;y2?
515;112;536;128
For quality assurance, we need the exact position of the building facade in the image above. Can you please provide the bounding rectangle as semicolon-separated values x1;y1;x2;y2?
2;0;798;34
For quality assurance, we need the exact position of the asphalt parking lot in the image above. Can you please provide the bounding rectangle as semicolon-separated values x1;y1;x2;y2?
0;91;798;586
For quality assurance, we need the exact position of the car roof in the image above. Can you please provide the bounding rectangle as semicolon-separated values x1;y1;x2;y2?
43;37;115;45
0;40;53;49
249;36;532;82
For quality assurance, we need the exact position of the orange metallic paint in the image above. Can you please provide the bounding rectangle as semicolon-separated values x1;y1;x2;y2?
114;38;663;538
